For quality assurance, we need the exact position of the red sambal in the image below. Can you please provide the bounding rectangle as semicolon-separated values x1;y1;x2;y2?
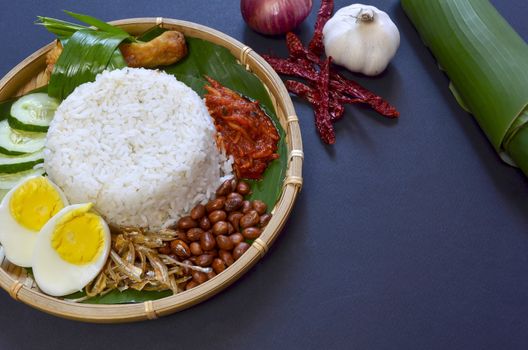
204;77;280;179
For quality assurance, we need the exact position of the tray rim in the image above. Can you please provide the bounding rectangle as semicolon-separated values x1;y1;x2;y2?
0;17;303;323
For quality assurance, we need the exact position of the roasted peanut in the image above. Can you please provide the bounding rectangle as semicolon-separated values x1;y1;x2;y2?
216;235;234;251
192;270;208;284
229;232;244;246
236;181;251;195
204;250;218;258
219;250;235;266
206;197;225;213
208;210;227;224
240;210;259;229
251;200;267;215
199;216;211;230
186;228;204;242
212;221;229;236
206;270;217;280
241;200;252;214
190;204;206;220
242;227;261;240
233;242;250;260
212;258;226;274
260;213;272;227
185;280;198;290
228;212;243;231
177;216;197;230
170;240;191;259
196;254;214;267
224;192;243;211
173;230;189;243
216;179;235;196
200;231;216;251
189;242;203;256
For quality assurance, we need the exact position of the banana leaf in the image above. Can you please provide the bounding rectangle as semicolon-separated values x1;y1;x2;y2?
65;289;172;304
401;0;528;176
0;16;287;304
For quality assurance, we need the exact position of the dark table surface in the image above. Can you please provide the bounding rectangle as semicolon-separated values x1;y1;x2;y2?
1;0;527;349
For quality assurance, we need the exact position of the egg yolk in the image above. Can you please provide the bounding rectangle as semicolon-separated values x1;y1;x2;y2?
51;204;105;265
9;177;64;231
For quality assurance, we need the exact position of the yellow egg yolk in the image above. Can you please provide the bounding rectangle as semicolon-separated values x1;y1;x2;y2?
9;177;64;231
51;204;105;265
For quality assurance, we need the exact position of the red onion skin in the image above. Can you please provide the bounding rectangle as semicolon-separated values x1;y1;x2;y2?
241;0;313;36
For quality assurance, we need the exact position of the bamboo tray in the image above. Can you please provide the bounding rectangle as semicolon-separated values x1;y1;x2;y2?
0;18;303;323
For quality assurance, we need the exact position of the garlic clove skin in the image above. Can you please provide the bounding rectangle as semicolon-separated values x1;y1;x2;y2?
323;4;400;76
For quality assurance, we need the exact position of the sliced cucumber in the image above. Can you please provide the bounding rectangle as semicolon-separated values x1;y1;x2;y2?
0;98;13;122
0;120;46;155
9;93;59;132
0;149;44;174
0;167;45;189
0;189;7;201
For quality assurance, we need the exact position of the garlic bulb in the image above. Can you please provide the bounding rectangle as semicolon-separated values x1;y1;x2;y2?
323;4;400;76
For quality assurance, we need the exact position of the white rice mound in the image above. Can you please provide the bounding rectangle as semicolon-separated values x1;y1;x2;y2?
44;68;232;230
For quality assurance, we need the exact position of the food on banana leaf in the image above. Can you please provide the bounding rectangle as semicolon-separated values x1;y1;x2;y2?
0;12;287;304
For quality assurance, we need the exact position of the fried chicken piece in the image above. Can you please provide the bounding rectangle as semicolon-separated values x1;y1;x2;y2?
45;30;188;73
45;41;63;77
119;31;187;68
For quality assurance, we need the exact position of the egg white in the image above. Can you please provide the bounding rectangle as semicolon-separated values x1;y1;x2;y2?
32;203;111;297
0;175;69;267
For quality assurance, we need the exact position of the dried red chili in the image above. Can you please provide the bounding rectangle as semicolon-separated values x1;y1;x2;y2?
264;54;398;118
263;0;398;144
286;81;345;121
330;73;399;118
315;57;334;144
308;0;334;56
288;80;362;122
204;77;279;179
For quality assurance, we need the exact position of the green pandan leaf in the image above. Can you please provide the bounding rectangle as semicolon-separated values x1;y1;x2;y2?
48;29;129;99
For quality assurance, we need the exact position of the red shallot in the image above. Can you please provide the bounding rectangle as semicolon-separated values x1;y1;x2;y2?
241;0;313;35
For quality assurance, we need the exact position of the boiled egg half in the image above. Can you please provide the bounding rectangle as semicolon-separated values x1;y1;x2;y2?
0;175;68;267
32;203;111;296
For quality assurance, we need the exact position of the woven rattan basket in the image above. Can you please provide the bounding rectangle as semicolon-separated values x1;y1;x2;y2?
0;18;303;323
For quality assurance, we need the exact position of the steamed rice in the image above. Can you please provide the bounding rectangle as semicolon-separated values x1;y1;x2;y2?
44;68;232;230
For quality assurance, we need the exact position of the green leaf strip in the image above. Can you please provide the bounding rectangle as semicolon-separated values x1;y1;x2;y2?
48;29;129;99
63;11;134;40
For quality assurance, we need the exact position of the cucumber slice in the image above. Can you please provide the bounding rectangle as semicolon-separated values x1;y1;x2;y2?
0;167;45;189
0;98;13;122
0;149;44;174
0;189;7;201
9;93;59;132
0;120;46;155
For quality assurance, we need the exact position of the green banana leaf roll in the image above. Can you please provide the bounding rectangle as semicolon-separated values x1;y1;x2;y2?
401;0;528;176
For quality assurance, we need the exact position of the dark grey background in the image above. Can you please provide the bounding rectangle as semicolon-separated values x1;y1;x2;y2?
1;0;527;349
